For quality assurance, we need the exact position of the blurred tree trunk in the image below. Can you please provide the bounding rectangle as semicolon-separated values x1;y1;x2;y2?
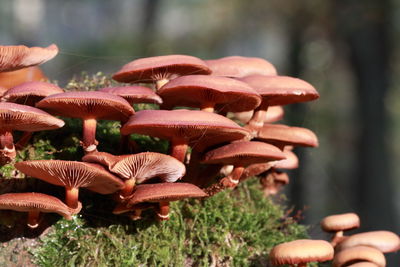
139;0;160;56
335;0;396;230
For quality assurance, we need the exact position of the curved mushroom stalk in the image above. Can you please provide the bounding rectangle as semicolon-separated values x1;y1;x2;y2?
245;102;269;137
0;130;16;165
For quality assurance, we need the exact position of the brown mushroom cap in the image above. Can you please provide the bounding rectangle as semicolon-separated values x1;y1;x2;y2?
112;55;211;83
126;183;207;207
36;91;134;121
0;192;77;220
269;239;334;265
321;213;360;233
232;106;284;124
239;75;319;106
332;246;386;267
120;109;250;152
99;86;162;105
2;81;64;105
0;66;47;89
0;44;58;72
14;160;124;194
273;149;299;170
347;262;380;267
257;124;318;148
337;230;400;253
202;141;285;166
0;102;64;131
158;75;261;112
205;56;277;78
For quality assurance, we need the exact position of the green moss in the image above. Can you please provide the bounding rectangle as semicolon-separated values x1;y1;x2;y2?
31;180;307;267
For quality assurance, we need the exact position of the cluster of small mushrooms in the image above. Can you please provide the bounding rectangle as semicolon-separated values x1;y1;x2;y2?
269;213;400;266
2;43;396;265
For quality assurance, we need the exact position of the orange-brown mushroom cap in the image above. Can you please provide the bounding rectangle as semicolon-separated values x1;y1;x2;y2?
205;56;277;78
269;239;334;266
126;182;207;207
0;44;58;72
337;230;400;253
14;160;124;194
99;85;162;105
2;81;64;105
112;54;211;83
321;213;360;233
121;109;250;152
257;124;319;149
158;75;261;112
232;106;284;124
332;246;386;267
0;192;79;221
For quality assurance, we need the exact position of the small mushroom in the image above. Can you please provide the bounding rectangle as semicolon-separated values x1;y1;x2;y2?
15;160;124;209
260;170;289;196
0;192;80;228
36;91;134;153
121;109;250;162
320;212;360;246
158;75;261;113
112;55;211;89
269;239;334;266
332;246;386;267
205;56;277;78
123;182;207;221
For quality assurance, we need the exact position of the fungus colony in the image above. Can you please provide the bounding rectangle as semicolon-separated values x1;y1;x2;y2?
0;44;398;265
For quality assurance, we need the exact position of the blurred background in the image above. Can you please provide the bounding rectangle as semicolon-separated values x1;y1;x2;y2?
1;0;399;262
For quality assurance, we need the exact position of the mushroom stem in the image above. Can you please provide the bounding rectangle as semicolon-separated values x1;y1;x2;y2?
331;231;345;247
0;130;16;165
246;103;269;136
82;118;98;153
170;139;188;162
119;178;136;199
156;79;169;90
157;201;170;221
27;210;40;228
130;209;142;220
204;165;245;197
200;102;215;113
65;187;79;209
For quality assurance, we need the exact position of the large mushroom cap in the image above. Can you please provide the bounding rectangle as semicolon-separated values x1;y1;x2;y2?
0;102;64;131
15;160;124;194
0;44;58;72
158;75;261;112
99;86;162;105
112;55;211;83
332;246;386;267
109;152;186;183
36;91;134;121
205;56;277;78
2;81;64;105
269;239;334;266
0;192;76;220
239;75;319;106
321;213;360;233
126;182;207;207
202;141;285;166
121;109;250;152
337;230;400;253
257;124;319;148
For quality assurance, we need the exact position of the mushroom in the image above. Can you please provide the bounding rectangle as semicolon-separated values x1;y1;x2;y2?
83;151;186;199
120;109;250;162
158;75;261;113
332;246;386;267
201;141;285;195
347;262;380;267
336;230;400;253
99;85;162;106
36;91;134;153
231;106;284;124
320;213;360;247
260;170;289;196
205;56;277;78
2;81;63;106
239;75;319;135
0;192;80;228
256;124;318;150
269;239;334;266
14;160;124;209
123;182;207;221
0;66;48;89
0;102;64;165
112;54;211;89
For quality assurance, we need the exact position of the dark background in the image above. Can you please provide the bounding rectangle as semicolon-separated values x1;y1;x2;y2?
1;0;399;264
